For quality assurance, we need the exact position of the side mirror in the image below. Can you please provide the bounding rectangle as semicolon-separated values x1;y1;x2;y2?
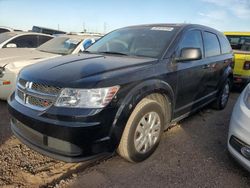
175;48;202;62
83;39;94;50
6;43;17;48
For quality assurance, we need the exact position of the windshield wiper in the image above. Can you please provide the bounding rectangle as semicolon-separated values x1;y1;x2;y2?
99;51;128;56
81;50;92;53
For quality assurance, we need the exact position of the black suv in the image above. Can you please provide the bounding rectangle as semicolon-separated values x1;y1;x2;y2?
8;24;233;163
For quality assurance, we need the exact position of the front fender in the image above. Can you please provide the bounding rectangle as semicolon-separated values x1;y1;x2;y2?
108;79;175;150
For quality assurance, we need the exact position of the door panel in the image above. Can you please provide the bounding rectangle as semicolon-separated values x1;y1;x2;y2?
174;59;208;117
173;29;207;118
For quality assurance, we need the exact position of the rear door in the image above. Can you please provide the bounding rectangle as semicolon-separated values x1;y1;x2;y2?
202;31;231;96
174;29;207;117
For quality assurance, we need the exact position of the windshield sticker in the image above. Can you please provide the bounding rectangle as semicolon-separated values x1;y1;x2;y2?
150;27;174;31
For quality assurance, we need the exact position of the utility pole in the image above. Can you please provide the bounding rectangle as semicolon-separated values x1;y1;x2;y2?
82;22;86;33
104;22;107;34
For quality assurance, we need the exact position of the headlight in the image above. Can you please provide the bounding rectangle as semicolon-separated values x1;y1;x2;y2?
55;86;119;108
244;85;250;109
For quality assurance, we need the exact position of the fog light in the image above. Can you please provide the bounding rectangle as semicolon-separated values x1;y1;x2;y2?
241;147;250;159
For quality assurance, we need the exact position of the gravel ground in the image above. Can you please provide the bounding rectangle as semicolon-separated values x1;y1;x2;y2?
0;101;11;145
0;92;250;188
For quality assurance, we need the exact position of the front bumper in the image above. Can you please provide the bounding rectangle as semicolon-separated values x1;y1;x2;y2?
8;94;118;162
228;87;250;171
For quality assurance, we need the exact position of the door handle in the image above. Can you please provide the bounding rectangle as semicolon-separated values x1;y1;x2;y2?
202;64;210;69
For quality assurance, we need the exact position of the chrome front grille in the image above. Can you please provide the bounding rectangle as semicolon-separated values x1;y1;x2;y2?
31;83;61;95
15;78;61;111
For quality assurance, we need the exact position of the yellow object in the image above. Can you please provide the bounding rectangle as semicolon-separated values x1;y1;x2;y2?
224;32;250;84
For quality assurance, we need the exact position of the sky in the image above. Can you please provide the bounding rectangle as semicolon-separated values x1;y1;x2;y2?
0;0;249;33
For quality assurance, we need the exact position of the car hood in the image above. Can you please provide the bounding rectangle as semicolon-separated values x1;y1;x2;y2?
0;48;60;69
20;53;158;87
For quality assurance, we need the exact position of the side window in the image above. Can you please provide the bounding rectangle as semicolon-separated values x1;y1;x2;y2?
203;32;221;57
37;35;53;46
219;35;232;54
6;35;39;48
179;30;203;56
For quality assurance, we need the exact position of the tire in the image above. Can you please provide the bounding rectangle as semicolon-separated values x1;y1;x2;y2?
117;98;165;162
212;79;230;110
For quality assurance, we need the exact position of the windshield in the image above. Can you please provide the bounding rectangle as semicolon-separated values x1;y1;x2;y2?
0;32;16;44
226;35;250;51
87;26;178;58
37;37;82;55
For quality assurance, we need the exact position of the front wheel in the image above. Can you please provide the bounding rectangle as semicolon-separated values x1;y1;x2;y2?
117;98;165;162
212;79;230;110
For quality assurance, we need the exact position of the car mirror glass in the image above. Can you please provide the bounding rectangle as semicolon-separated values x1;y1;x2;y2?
176;48;202;62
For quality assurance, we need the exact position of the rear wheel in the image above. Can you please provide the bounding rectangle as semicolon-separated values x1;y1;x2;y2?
212;79;230;110
117;98;165;162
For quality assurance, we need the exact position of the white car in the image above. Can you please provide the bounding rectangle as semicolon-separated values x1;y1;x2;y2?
228;83;250;171
0;34;101;100
0;31;53;49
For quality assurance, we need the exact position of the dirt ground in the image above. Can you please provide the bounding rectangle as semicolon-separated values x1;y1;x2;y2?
1;92;250;188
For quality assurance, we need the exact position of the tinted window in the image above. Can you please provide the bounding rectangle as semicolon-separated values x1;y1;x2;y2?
204;32;221;57
179;30;203;55
6;35;39;48
226;35;250;51
0;28;10;33
219;35;232;54
0;32;16;44
37;35;53;46
87;26;179;58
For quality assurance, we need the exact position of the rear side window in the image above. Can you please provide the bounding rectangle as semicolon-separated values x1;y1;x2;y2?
219;35;232;54
203;32;221;57
37;35;53;46
179;30;203;56
226;35;250;51
5;35;39;48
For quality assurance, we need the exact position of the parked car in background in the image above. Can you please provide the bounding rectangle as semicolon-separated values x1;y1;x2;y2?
0;32;53;49
0;34;101;100
0;26;13;33
8;24;233;163
32;26;66;35
228;83;250;171
224;32;250;86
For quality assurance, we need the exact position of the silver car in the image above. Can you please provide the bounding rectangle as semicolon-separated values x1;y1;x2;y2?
228;83;250;170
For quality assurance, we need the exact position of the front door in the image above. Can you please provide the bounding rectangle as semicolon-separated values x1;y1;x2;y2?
174;29;208;118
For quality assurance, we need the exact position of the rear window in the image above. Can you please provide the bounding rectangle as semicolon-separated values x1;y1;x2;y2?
0;32;16;44
203;32;221;57
226;35;250;51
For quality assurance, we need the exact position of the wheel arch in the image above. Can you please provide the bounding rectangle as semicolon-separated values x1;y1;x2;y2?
219;65;233;91
108;79;175;150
